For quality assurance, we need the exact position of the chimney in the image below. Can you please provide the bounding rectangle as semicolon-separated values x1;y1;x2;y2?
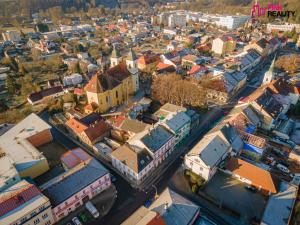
164;203;169;212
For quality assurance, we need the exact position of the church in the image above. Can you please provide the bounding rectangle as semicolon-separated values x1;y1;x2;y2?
84;46;139;113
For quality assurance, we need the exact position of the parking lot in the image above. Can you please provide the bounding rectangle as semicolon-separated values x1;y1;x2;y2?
202;171;268;223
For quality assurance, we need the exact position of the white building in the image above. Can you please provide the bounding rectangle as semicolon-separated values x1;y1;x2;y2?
267;23;300;33
216;15;250;30
184;134;231;181
63;73;83;86
168;14;187;28
2;30;21;42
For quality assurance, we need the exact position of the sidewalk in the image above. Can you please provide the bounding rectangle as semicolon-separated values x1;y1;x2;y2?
58;185;117;225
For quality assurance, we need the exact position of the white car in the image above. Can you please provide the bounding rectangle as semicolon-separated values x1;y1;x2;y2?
72;217;82;225
277;163;290;173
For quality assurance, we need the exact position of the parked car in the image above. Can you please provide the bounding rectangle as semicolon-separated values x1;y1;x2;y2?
245;185;257;193
72;217;82;225
85;201;100;218
276;163;290;173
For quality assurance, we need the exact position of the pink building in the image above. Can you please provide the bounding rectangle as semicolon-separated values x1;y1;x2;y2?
41;157;111;222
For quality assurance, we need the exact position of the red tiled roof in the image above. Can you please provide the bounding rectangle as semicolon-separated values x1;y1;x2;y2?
156;62;174;71
188;65;206;75
0;184;41;217
83;120;110;143
61;148;91;169
65;118;88;134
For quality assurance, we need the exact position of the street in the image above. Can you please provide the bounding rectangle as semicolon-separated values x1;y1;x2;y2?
39;56;271;225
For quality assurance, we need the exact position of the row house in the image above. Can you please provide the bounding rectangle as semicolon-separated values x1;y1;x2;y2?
65;112;111;146
111;144;154;184
27;86;65;105
41;158;111;222
204;70;247;104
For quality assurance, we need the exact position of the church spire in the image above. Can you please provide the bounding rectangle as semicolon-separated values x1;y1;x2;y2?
262;54;277;85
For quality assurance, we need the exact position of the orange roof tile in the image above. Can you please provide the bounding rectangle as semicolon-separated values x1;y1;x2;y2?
65;118;88;134
227;157;277;194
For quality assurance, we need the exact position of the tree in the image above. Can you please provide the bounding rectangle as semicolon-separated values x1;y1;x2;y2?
152;73;206;107
6;75;16;94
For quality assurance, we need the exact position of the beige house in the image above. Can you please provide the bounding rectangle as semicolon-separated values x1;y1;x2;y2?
212;36;236;56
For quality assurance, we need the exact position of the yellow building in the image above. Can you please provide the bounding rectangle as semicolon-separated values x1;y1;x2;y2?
212;36;236;56
85;62;139;113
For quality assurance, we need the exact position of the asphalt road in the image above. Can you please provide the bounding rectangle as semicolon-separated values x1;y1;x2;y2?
39;56;272;225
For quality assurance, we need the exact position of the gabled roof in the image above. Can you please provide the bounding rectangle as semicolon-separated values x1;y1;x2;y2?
119;118;149;134
141;125;174;154
165;112;191;133
61;148;91;170
256;38;269;49
149;188;199;225
41;158;108;206
0;180;42;217
111;144;153;174
187;134;230;167
82;120;110;143
28;86;64;103
226;157;277;194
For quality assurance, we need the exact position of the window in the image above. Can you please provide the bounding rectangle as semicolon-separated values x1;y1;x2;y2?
39;205;45;211
45;221;51;225
116;91;118;98
42;213;48;219
34;218;40;224
58;213;64;218
30;211;36;217
75;202;81;208
20;217;27;223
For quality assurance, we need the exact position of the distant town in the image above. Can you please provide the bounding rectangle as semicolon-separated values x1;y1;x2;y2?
0;2;300;225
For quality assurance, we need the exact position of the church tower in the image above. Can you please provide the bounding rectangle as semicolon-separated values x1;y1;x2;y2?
126;48;138;69
262;55;276;85
110;44;122;67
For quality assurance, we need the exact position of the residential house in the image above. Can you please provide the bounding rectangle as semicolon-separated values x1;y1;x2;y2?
111;144;154;183
84;62;139;113
181;54;200;70
155;62;176;75
205;70;247;104
122;188;199;225
160;111;191;144
244;38;270;58
240;49;261;72
226;157;277;195
0;180;55;225
63;73;83;87
111;118;149;142
28;86;65;105
160;51;180;69
261;182;298;225
41;158;111;222
212;36;236;56
65;112;110;146
137;52;160;71
240;88;284;130
154;103;187;119
2;30;21;43
184;134;231;181
128;125;176;168
206;123;244;155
